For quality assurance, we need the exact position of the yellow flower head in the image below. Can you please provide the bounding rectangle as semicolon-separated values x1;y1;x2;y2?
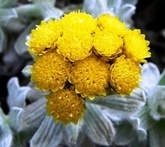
93;29;123;58
123;29;151;63
97;13;128;36
109;55;141;95
31;50;71;92
46;89;85;124
69;55;110;99
60;11;96;33
26;20;61;55
57;31;93;62
56;11;96;62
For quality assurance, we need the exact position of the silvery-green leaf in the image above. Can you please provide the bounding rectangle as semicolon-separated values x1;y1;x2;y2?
0;108;13;147
0;0;17;8
7;77;31;109
158;69;165;85
107;0;122;15
76;135;96;147
114;119;146;146
37;3;63;20
118;4;136;22
83;0;110;18
140;62;160;89
0;8;18;24
84;103;115;146
113;108;147;145
0;8;26;32
88;89;146;112
30;116;63;147
18;98;46;135
21;65;32;77
14;21;39;55
64;121;83;145
26;88;47;102
8;107;23;132
32;0;55;5
149;120;165;147
148;86;165;120
15;4;41;19
0;27;6;53
134;105;155;131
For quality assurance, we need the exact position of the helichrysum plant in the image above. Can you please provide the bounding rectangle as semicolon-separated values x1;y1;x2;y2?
26;11;151;125
2;0;165;147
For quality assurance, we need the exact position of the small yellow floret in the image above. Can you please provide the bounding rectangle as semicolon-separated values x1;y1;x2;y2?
97;14;128;36
46;89;85;124
31;50;71;92
123;29;151;63
109;55;141;95
57;31;93;62
69;55;110;99
93;29;123;58
26;20;61;55
61;11;96;33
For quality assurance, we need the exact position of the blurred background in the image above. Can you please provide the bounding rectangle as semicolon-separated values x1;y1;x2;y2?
0;0;165;116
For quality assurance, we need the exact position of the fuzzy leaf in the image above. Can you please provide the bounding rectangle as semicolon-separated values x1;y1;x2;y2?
158;69;165;85
140;63;160;88
7;77;31;109
0;0;17;8
114;115;147;146
88;89;146;112
148;86;165;120
14;21;39;55
84;103;115;146
30;116;63;147
26;88;47;102
0;108;13;147
83;0;108;18
18;98;46;134
32;0;55;5
37;3;63;20
8;107;23;132
64;121;83;145
119;4;136;22
0;8;18;24
21;65;32;77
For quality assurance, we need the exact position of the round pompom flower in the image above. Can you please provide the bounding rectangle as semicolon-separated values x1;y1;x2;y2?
60;11;96;33
69;55;110;99
93;29;123;58
123;29;151;63
26;20;61;55
57;31;93;62
97;14;128;37
31;50;71;92
109;55;141;96
46;89;85;124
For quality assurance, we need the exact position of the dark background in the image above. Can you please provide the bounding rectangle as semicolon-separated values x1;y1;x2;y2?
0;0;165;142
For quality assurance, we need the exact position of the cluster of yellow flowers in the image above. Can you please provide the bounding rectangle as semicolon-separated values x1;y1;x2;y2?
26;11;151;124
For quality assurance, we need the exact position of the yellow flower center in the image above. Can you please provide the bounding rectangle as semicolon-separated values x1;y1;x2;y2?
93;29;123;58
123;29;151;63
31;50;71;92
46;89;85;124
61;11;96;33
57;31;93;62
26;20;61;55
69;55;110;99
97;13;128;36
109;55;141;95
